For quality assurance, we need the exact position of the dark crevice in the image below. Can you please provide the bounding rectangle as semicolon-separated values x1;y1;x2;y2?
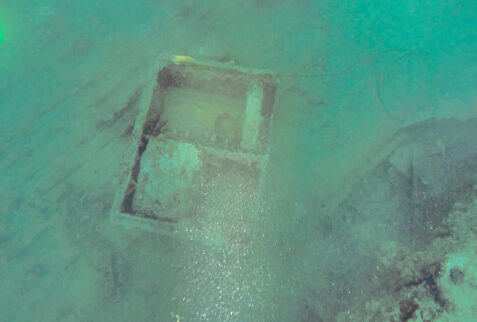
141;211;178;223
399;299;419;322
120;70;170;216
397;262;447;309
120;134;149;214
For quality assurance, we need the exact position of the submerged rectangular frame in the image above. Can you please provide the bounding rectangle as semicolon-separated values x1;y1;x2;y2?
111;57;278;237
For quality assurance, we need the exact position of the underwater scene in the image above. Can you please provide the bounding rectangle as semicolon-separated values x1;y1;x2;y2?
1;0;477;321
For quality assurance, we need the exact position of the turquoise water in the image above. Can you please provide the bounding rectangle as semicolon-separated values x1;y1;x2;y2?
1;1;476;321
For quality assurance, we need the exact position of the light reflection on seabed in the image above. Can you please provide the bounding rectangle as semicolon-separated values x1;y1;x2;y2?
170;164;277;321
